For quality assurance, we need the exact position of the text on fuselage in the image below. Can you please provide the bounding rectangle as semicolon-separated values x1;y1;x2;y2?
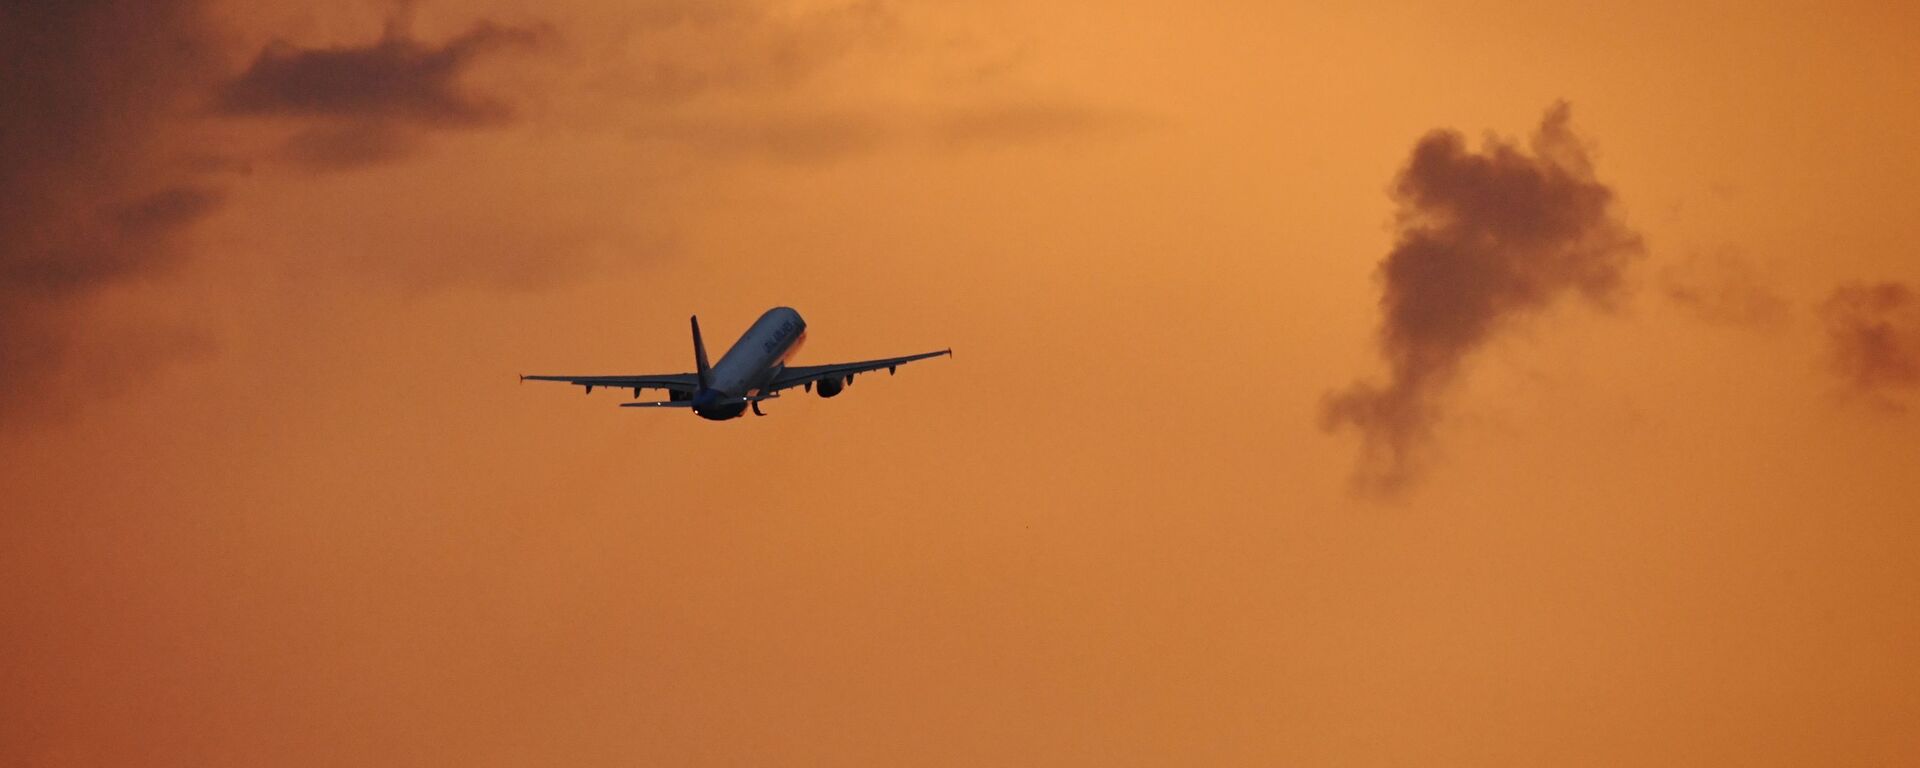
762;319;800;354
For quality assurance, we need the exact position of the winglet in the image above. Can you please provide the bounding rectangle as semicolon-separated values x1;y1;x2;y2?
691;315;713;389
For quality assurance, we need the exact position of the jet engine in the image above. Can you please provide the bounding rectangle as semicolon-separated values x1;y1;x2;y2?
816;378;845;398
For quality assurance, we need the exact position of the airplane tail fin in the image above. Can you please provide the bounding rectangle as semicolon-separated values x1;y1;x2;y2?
691;315;713;389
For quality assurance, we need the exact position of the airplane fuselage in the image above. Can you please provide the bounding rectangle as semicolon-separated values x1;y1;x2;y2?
693;306;807;420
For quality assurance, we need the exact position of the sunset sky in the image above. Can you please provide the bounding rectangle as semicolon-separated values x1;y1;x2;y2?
5;0;1919;764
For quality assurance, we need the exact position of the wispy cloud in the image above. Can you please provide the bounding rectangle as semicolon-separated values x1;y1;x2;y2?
1660;248;1791;331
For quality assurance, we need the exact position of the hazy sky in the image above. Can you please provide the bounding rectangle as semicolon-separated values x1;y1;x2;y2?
5;1;1919;764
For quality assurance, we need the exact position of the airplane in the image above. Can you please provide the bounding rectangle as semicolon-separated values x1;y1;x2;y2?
520;306;951;421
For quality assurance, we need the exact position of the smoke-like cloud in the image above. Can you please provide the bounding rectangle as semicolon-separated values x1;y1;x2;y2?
218;13;549;171
0;0;225;424
1322;103;1644;492
1819;281;1920;408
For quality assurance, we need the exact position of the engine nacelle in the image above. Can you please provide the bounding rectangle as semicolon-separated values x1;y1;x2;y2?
816;378;845;398
668;389;693;402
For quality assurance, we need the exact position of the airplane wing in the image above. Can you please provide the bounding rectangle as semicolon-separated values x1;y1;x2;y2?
768;349;952;393
519;373;699;395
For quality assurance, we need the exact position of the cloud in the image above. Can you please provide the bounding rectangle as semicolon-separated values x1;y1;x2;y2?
1660;248;1790;331
1819;281;1920;408
0;0;225;424
276;121;420;170
218;13;549;170
932;102;1143;148
630;110;890;163
1322;103;1644;493
598;1;1125;162
220;19;544;124
601;1;901;161
586;0;893;106
626;102;1134;165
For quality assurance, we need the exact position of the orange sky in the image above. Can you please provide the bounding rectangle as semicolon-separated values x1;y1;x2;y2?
4;0;1919;764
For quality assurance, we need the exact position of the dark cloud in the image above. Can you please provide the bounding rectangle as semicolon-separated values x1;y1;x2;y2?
218;14;549;170
1820;281;1920;408
220;20;543;124
1322;103;1644;493
0;0;225;424
1661;248;1790;331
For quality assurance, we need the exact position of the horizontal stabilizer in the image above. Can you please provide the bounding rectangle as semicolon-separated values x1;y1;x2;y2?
619;392;782;409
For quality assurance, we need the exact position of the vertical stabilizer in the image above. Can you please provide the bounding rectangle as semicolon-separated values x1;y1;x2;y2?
691;315;712;389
